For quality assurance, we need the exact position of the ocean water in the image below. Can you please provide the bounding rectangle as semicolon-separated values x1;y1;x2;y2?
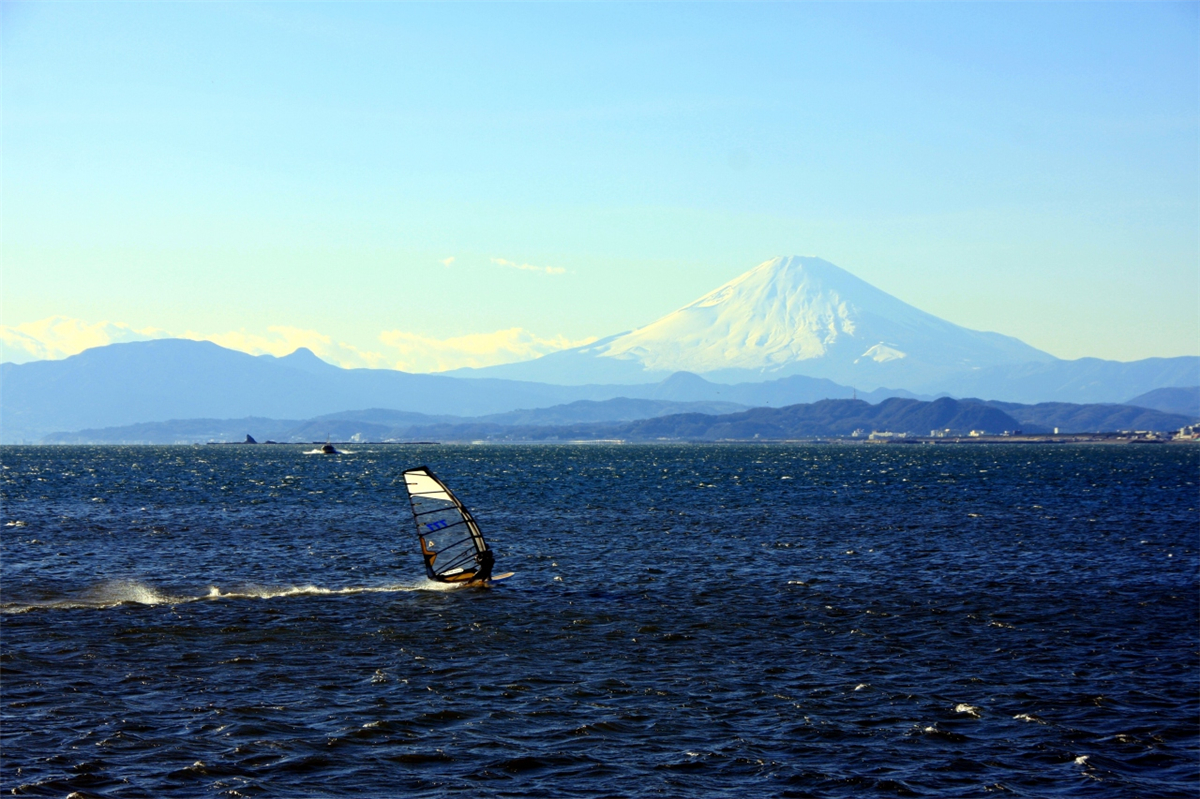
2;443;1197;798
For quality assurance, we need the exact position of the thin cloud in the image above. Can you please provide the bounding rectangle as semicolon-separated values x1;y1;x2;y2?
491;257;566;275
0;316;170;363
0;317;389;370
379;327;595;372
441;256;455;267
2;315;595;373
186;326;391;370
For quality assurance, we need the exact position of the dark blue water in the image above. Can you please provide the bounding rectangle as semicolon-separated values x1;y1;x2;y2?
2;444;1197;797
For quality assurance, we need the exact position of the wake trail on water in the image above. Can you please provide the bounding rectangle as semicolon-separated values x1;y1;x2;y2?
1;577;458;613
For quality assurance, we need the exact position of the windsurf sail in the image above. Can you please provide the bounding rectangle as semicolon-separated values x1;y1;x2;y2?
402;466;490;583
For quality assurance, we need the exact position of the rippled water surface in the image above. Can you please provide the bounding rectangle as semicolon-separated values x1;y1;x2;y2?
2;444;1197;797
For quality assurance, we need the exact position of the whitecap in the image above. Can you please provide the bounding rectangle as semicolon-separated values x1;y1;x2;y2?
1;579;195;613
2;578;437;613
89;580;187;606
202;581;436;601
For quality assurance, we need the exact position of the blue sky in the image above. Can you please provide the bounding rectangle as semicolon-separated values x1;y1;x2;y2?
3;1;1197;369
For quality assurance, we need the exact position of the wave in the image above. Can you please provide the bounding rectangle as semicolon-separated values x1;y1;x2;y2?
1;577;459;613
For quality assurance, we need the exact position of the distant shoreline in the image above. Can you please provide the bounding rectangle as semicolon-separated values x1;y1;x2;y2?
5;434;1194;447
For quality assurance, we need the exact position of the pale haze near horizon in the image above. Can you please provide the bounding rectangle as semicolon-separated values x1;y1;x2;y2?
3;2;1197;370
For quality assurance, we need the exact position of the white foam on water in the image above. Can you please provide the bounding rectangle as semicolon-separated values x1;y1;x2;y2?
1;577;446;613
954;703;982;718
203;581;437;601
414;578;467;592
1;579;195;613
88;579;188;606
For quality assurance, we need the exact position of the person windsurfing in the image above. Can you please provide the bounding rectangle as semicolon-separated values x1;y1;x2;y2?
402;466;511;586
473;549;495;583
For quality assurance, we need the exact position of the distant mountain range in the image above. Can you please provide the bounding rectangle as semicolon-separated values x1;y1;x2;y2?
449;256;1198;403
34;398;750;445
591;398;1192;442
4;336;1197;443
0;339;918;442
2;255;1197;442
1123;386;1200;418
35;396;1195;445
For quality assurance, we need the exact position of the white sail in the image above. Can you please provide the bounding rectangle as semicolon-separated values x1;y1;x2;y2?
402;466;488;582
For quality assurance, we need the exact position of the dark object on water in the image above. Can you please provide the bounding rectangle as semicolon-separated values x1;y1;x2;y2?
322;443;338;454
402;466;505;585
245;434;258;444
474;549;496;583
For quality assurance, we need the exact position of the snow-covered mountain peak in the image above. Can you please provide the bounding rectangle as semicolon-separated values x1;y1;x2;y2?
599;256;928;372
446;254;1057;388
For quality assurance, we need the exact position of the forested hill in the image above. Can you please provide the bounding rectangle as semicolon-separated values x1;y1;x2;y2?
36;396;1196;444
378;397;1192;442
601;397;1193;440
607;397;1018;439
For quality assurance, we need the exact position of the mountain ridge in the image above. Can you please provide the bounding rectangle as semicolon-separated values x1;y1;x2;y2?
446;255;1198;401
448;256;1055;386
34;395;1195;445
3;254;1196;440
0;339;919;442
1122;386;1200;418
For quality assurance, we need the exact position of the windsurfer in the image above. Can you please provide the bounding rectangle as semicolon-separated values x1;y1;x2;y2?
472;549;495;583
403;466;510;586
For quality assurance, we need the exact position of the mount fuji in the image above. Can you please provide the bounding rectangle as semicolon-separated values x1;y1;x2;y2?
452;256;1053;387
449;256;1197;403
